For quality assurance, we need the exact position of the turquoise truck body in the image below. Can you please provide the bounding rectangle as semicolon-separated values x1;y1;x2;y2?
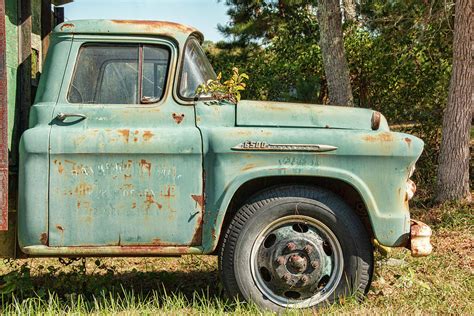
11;20;423;257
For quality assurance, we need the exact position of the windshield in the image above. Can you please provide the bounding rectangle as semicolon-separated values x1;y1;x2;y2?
179;38;216;99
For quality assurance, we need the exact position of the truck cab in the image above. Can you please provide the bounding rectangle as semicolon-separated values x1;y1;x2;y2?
5;20;432;311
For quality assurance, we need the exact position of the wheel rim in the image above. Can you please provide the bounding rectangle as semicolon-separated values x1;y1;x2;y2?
250;214;344;308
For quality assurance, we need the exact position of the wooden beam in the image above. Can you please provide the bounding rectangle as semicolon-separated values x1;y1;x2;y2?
54;6;63;25
18;0;32;137
0;0;9;230
41;0;52;61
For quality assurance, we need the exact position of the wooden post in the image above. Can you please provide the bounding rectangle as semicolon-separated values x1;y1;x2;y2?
0;0;9;230
41;0;51;62
18;0;32;137
54;6;63;25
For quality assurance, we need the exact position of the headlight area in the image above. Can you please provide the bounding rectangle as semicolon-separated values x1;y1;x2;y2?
404;164;433;257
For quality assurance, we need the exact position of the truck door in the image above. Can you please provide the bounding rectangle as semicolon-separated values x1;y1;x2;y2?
48;38;203;247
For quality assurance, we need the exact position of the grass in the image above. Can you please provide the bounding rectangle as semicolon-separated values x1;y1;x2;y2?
0;202;472;315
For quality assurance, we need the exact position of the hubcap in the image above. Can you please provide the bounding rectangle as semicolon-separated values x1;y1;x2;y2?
250;215;343;308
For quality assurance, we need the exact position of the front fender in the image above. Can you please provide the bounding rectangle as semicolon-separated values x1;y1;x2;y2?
202;165;410;253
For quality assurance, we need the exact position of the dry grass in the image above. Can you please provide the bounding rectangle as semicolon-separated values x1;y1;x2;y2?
0;203;472;315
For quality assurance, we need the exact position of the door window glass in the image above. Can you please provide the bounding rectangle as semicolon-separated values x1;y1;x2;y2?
179;38;216;99
68;44;170;104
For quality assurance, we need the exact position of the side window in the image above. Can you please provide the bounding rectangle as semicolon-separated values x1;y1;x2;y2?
68;44;170;104
179;38;216;99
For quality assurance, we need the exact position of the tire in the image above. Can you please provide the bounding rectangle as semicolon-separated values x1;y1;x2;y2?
218;185;373;312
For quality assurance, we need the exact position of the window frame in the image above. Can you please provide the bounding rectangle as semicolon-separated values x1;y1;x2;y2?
176;36;216;102
66;42;172;106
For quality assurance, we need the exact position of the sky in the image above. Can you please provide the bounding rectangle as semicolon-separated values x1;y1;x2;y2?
61;0;230;42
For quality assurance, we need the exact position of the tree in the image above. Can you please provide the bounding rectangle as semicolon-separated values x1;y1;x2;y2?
436;0;472;202
317;0;354;106
218;0;317;46
342;0;357;22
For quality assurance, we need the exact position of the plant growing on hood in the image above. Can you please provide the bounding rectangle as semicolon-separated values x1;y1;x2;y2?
195;67;249;104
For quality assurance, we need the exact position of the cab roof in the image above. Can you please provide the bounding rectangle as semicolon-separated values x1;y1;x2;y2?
54;19;203;45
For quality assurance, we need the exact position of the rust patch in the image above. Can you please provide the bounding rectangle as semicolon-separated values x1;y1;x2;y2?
118;129;130;143
190;220;203;245
56;225;64;232
211;228;217;242
143;131;154;141
60;23;75;31
409;219;433;257
111;20;197;33
191;194;204;208
363;132;394;142
77;201;81;208
241;163;256;171
145;192;162;210
404;137;412;146
139;159;152;176
57;161;64;174
40;233;48;245
162;186;176;198
132;202;137;209
75;183;92;196
172;113;185;124
152;238;162;244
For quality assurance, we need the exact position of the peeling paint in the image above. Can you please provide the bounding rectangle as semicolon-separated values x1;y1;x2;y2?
143;131;154;141
111;20;197;33
191;194;204;208
40;233;48;245
60;23;75;31
363;132;394;142
145;192;162;210
172;113;185;124
408;219;432;257
139;159;152;176
118;129;130;143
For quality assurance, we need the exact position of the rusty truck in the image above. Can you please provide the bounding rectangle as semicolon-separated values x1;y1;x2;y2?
0;19;432;311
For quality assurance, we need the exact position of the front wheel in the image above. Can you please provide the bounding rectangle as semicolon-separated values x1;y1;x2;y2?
219;186;373;312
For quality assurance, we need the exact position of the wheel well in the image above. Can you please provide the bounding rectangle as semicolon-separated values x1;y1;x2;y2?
215;176;374;254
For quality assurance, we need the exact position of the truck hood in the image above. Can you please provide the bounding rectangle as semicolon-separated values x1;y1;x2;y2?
236;100;388;131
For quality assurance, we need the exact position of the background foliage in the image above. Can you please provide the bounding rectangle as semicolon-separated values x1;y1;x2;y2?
207;0;457;199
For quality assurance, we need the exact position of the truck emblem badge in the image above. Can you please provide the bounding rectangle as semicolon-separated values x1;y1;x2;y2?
231;141;338;152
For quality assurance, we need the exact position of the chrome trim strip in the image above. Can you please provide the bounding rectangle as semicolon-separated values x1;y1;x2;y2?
231;141;338;152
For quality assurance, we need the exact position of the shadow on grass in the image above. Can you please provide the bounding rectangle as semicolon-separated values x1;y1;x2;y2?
1;263;234;312
35;270;220;298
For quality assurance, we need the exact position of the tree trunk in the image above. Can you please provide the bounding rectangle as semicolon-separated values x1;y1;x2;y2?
317;0;354;106
435;0;472;202
342;0;357;22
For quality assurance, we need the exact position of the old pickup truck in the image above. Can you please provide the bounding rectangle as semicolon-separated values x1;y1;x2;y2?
0;20;432;311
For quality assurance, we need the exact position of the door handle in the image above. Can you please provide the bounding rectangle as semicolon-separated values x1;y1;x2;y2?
55;112;87;121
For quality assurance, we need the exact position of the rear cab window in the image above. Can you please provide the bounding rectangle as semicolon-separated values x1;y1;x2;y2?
68;43;170;104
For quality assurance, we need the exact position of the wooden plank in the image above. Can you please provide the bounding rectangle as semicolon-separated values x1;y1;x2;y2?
54;6;63;25
18;0;32;137
0;0;9;230
41;0;51;62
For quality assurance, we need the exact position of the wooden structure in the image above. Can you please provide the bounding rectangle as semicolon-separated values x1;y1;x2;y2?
0;0;71;233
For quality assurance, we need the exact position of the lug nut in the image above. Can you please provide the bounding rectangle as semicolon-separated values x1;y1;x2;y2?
303;244;313;254
300;275;309;285
286;242;297;251
276;256;286;265
311;260;320;270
